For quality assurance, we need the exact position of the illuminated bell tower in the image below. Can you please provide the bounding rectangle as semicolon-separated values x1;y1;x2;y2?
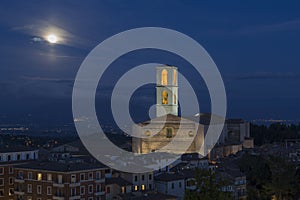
156;65;178;117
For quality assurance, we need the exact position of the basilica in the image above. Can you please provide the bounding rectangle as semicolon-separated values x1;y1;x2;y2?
132;65;253;158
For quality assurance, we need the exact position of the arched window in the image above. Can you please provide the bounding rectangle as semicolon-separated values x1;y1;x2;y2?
161;69;168;85
173;69;177;85
166;128;173;138
162;90;168;105
144;130;151;137
174;94;176;104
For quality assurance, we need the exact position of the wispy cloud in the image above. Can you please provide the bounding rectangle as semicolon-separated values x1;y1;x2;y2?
226;72;300;81
11;20;93;48
32;37;44;42
21;76;74;84
37;52;84;60
236;19;300;35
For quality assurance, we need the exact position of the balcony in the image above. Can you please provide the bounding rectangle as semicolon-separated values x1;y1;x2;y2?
69;195;81;200
95;178;105;183
53;183;65;187
69;182;81;187
53;194;64;200
95;191;105;196
14;190;25;195
15;176;25;183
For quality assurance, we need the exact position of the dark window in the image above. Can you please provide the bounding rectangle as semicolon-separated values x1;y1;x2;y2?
171;183;174;189
149;174;152;180
179;182;182;188
106;186;110;194
142;175;145;181
134;176;138;182
166;128;172;138
80;173;85;181
9;166;13;174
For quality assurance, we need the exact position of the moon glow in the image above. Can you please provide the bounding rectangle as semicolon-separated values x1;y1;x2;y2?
47;34;58;43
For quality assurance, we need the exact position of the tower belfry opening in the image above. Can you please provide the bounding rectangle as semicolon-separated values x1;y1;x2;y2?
156;65;178;117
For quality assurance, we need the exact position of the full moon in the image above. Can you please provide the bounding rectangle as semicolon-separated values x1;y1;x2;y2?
47;34;58;43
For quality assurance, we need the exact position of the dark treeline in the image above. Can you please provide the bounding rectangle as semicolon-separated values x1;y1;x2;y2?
251;123;300;146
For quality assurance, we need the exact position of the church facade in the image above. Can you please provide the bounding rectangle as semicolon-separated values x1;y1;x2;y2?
132;65;205;155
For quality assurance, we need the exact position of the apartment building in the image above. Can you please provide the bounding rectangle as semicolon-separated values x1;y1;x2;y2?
119;172;154;192
14;161;108;200
0;146;38;200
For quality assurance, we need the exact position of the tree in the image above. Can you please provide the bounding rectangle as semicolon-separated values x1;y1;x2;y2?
263;156;298;200
184;169;232;200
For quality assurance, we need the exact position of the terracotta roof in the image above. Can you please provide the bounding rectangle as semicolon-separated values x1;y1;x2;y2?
14;161;108;172
106;177;132;186
0;145;37;153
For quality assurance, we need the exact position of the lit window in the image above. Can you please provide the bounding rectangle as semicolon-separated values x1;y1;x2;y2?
161;69;168;85
47;174;52;181
144;130;151;137
141;185;145;191
173;69;177;85
9;188;13;196
121;186;125;193
162;90;168;105
58;175;63;184
134;185;138;191
37;173;42;181
71;174;76;183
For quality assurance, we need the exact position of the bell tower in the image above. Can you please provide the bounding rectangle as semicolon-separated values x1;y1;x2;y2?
156;65;178;117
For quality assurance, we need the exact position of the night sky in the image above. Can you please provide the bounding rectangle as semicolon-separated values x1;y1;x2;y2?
0;1;300;125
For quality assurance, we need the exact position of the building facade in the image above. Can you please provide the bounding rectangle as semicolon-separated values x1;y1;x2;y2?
13;162;107;200
0;147;38;200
